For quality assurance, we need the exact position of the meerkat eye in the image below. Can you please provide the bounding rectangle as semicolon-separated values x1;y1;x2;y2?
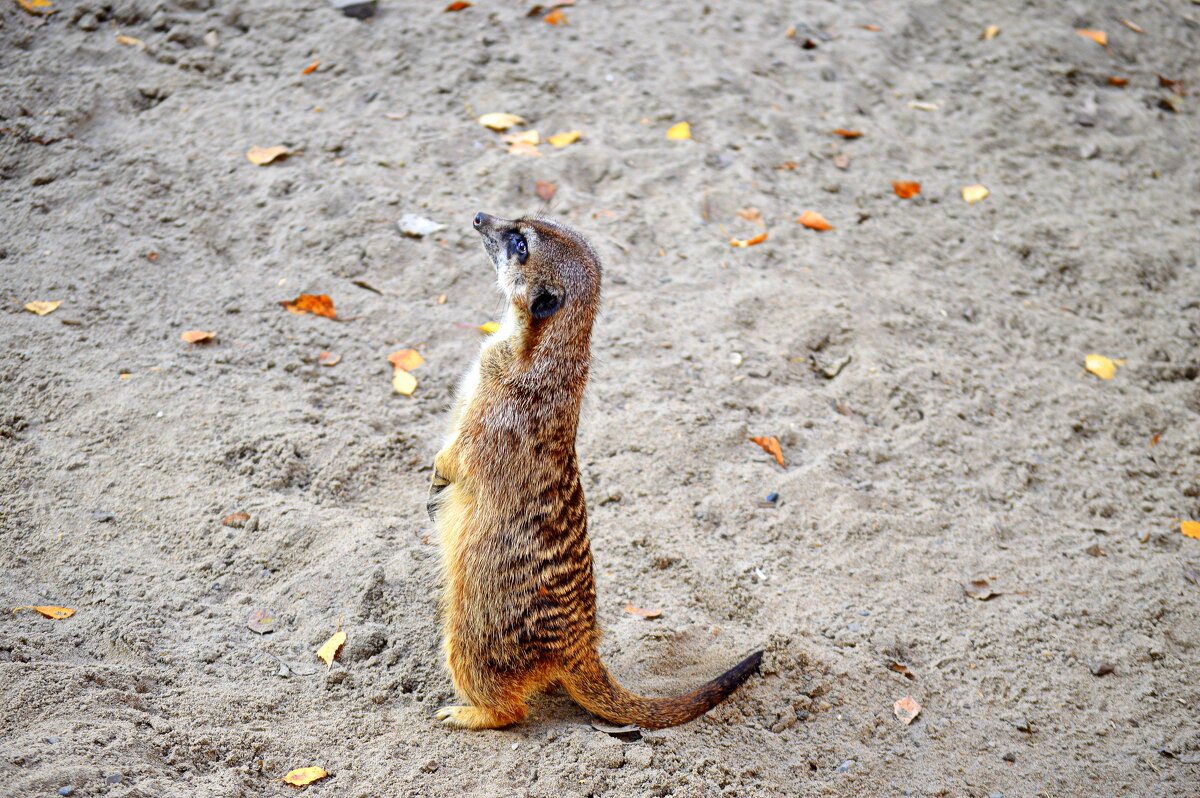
507;233;529;264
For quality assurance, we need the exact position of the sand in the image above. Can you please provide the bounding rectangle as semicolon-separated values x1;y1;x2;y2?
2;0;1199;795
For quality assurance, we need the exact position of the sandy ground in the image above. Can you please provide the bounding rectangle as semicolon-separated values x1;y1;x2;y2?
3;0;1199;796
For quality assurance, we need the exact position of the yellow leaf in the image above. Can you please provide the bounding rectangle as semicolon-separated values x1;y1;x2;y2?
317;630;347;667
13;606;75;620
982;25;1000;40
14;0;54;15
1084;354;1117;380
180;330;216;344
1076;29;1107;46
478;112;526;131
961;184;989;204
666;121;691;140
1182;520;1200;540
246;146;290;166
391;369;417;396
387;348;424;371
24;300;62;316
282;767;329;787
749;436;785;467
478;321;501;334
507;141;542;156
501;130;540;146
547;130;581;148
116;33;146;49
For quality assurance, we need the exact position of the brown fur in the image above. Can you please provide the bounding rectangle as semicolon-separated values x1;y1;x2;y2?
428;212;762;730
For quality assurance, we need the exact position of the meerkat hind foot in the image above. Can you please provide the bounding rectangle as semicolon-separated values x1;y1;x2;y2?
435;704;523;730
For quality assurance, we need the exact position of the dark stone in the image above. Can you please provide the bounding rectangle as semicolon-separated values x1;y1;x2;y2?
329;0;376;19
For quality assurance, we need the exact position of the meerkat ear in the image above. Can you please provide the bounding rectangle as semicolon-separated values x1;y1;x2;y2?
529;289;563;320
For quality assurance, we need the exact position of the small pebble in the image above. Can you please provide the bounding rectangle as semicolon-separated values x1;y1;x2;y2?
105;773;123;784
328;0;376;18
45;736;60;744
57;788;74;796
91;509;116;523
1002;752;1017;762
1091;661;1115;677
836;759;854;773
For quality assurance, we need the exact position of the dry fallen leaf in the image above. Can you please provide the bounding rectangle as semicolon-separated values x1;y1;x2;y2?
961;184;989;204
730;231;769;248
180;330;216;344
982;24;1000;40
317;350;341;367
1076;29;1107;46
222;512;251;527
1120;19;1143;34
246;146;290;166
507;141;542;156
280;294;337;319
301;59;320;74
544;7;566;24
964;578;998;600
388;349;425;372
444;0;471;10
116;33;146;49
391;369;417;396
889;663;915;680
547;130;581;147
13;606;75;620
1084;354;1118;380
832;129;863;138
862;24;881;32
535;180;556;201
14;0;54;15
24;300;62;316
892;181;921;199
1157;73;1186;97
797;210;833;231
624;604;662;619
282;767;328;787
247;609;275;635
893;696;922;725
908;101;939;111
478;112;526;131
1181;520;1200;540
478;321;501;334
317;630;347;669
749;436;785;467
1109;77;1130;86
666;121;691;140
502;131;540;147
591;719;640;735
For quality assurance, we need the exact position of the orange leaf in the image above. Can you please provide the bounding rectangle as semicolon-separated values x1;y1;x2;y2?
317;630;347;668
535;180;556;201
246;145;290;166
544;8;566;24
387;348;425;371
730;231;768;248
116;33;146;49
279;294;337;319
1181;520;1200;540
221;512;251;527
282;767;329;787
13;606;75;620
892;181;921;199
301;59;320;75
796;210;833;231
317;350;341;367
1076;29;1107;46
15;0;54;15
180;330;216;344
749;436;785;467
623;604;662;619
832;129;862;138
444;1;471;10
1108;77;1129;86
893;696;922;725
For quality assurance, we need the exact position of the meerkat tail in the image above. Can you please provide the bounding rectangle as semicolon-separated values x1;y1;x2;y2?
560;649;764;730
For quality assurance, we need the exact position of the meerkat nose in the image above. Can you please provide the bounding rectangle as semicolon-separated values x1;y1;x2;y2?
473;212;487;229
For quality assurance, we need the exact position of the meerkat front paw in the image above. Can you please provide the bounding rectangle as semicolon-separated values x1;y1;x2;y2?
435;704;521;730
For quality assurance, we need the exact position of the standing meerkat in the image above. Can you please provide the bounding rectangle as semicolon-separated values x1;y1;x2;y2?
427;212;763;730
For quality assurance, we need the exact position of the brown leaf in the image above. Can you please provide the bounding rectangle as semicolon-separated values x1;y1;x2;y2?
775;161;798;170
749;436;785;467
222;512;251;527
730;231;768;248
444;0;471;10
180;330;216;344
247;609;275;634
350;279;383;296
317;630;347;669
13;606;75;620
387;349;425;371
892;181;921;199
862;24;881;32
965;578;998;600
893;696;922;725
24;300;62;316
832;129;863;138
623;604;662;619
246;145;290;166
535;180;557;201
889;663;916;680
544;7;566;24
301;59;320;75
282;767;328;787
1108;77;1129;86
317;350;341;367
279;294;337;319
796;210;833;231
1076;29;1107;46
1157;73;1186;96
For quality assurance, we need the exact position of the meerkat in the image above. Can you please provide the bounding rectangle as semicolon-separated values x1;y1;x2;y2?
425;212;762;730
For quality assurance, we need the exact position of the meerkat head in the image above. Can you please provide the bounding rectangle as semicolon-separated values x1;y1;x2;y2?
471;212;601;329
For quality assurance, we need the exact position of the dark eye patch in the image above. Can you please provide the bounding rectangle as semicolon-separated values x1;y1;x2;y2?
507;232;529;264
